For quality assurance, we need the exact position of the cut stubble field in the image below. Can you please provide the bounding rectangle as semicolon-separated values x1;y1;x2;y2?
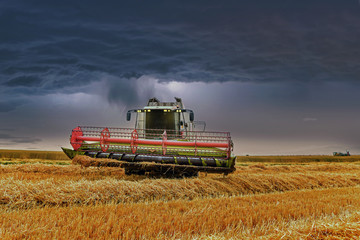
0;149;360;239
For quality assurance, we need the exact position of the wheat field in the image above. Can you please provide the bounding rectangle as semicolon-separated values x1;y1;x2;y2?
0;149;359;239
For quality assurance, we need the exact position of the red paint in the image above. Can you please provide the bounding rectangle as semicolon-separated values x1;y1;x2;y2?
100;128;110;152
70;127;83;150
130;129;138;154
71;127;230;153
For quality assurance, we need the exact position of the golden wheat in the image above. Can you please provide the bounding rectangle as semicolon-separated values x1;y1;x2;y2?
237;155;360;163
1;160;360;185
0;187;359;239
263;210;360;239
1;161;360;180
1;151;360;239
0;164;359;208
0;149;68;160
0;163;127;181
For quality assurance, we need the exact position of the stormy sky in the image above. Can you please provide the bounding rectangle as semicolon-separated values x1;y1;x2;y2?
1;0;360;155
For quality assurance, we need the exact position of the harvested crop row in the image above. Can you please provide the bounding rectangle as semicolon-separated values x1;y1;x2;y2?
263;210;360;239
0;164;128;181
2;161;360;182
3;161;360;175
75;155;360;174
237;155;360;163
0;187;359;239
234;162;360;173
0;169;359;208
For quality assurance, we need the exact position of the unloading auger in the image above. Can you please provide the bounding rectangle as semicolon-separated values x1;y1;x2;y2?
62;97;236;177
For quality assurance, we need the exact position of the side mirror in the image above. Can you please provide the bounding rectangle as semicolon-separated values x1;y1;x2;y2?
126;111;131;121
189;111;194;122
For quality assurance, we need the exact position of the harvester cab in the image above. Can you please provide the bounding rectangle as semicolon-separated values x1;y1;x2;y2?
126;97;197;139
62;97;236;177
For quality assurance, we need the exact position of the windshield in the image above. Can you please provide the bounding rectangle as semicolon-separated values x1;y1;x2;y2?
145;110;179;138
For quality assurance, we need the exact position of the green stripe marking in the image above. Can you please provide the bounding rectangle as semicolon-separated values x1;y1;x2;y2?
215;158;221;167
201;158;207;166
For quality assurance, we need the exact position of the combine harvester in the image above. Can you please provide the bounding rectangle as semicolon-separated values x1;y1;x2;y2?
62;97;235;177
333;150;350;156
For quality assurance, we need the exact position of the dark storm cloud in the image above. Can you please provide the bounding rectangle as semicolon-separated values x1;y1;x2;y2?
0;0;359;109
5;76;43;87
1;0;360;102
106;78;139;106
